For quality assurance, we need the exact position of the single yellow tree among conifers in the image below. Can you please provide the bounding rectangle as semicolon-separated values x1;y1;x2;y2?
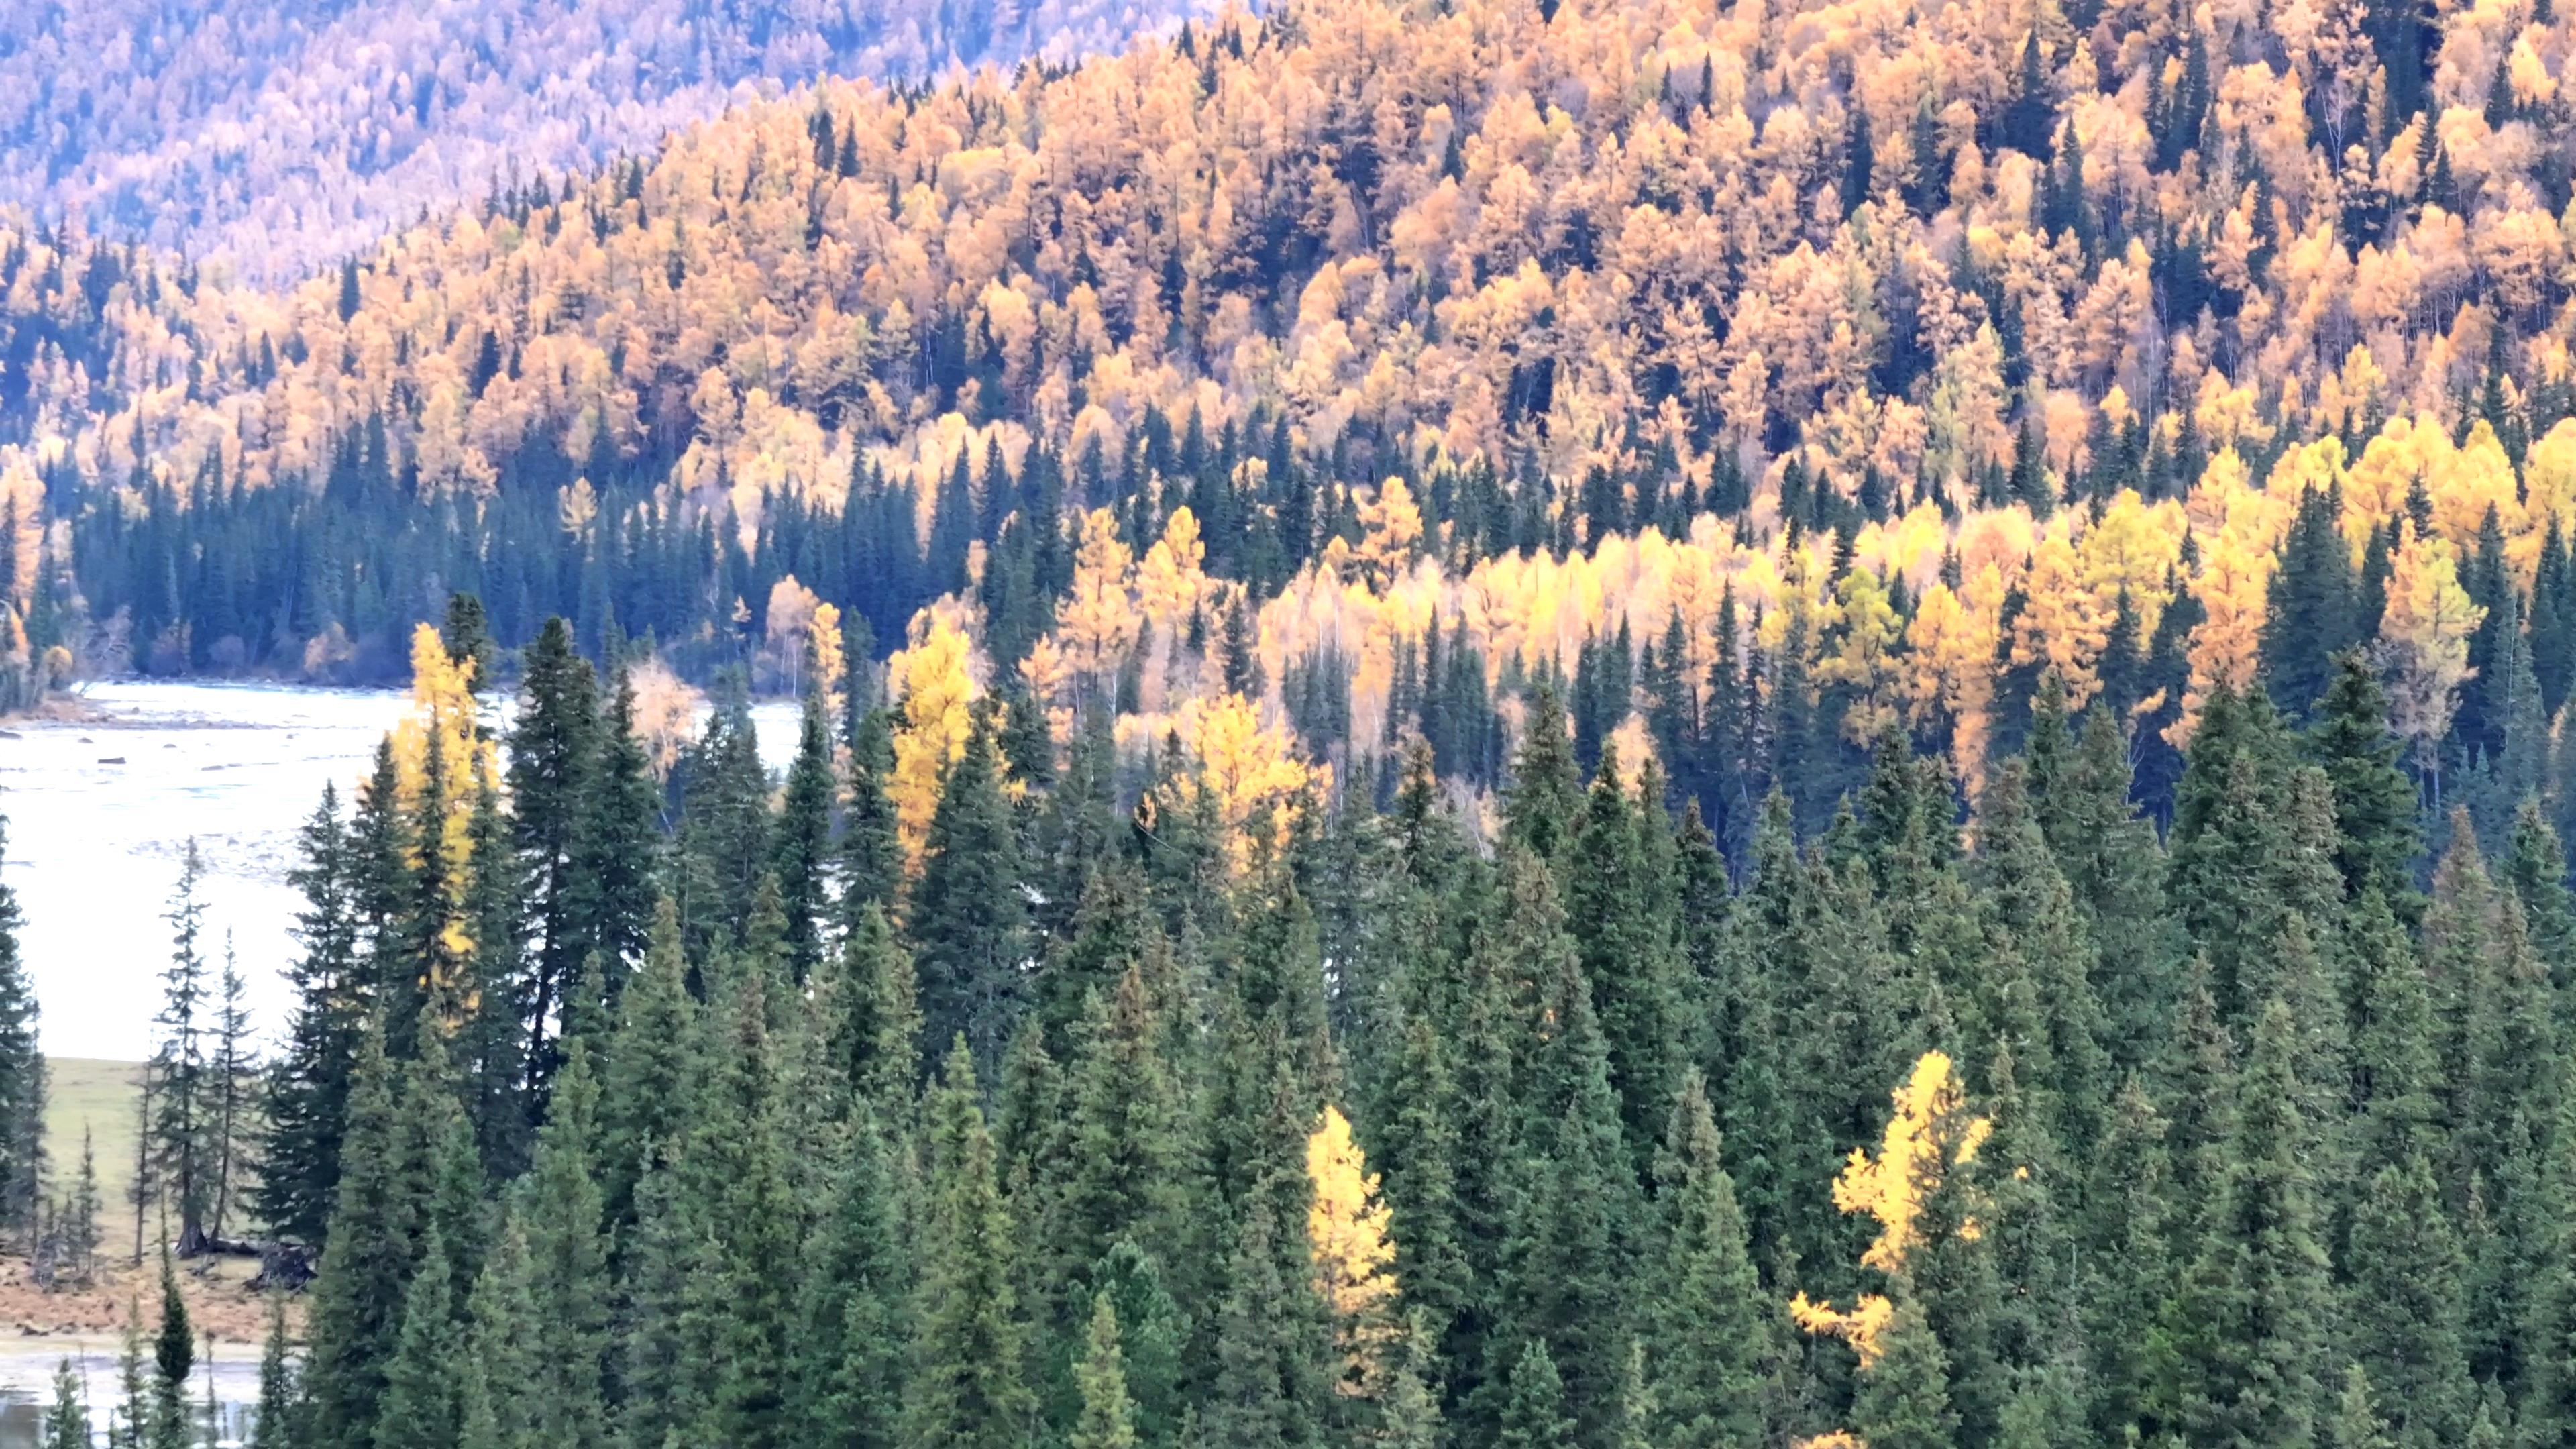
1790;1049;1995;1449
1307;1103;1400;1399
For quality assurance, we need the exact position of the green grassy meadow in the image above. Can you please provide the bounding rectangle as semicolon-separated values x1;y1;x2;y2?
44;1057;145;1216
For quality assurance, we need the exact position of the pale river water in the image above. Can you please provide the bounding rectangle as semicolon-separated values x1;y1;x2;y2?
0;1344;259;1446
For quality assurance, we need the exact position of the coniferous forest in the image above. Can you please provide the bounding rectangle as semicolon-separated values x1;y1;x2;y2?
12;0;2576;1440
50;594;2560;1449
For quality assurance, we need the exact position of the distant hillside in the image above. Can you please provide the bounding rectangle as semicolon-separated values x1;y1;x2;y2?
0;0;1218;278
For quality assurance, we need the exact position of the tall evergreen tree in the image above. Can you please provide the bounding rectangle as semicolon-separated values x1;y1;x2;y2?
371;1225;458;1449
562;661;659;983
1073;1295;1142;1449
505;616;598;1093
0;815;44;1248
514;1042;610;1449
912;701;1031;1072
1646;1071;1779;1446
2262;482;2360;718
904;1040;1036;1449
2154;999;2332;1449
151;840;213;1254
2308;652;2421;905
773;684;837;983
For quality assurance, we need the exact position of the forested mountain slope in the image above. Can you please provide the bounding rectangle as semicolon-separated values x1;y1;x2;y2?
2;0;2576;849
0;0;2574;1442
0;0;1217;277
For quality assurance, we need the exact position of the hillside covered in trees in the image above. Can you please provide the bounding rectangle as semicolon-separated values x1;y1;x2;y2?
0;0;1220;278
88;598;2576;1449
3;0;2576;852
5;0;2576;1438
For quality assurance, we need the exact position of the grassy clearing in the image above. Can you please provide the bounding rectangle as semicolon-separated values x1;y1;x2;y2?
44;1057;145;1217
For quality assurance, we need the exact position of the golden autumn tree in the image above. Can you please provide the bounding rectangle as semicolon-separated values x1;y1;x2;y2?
1352;476;1425;590
886;610;980;867
1307;1104;1400;1398
1163;692;1318;874
2379;525;2483;795
1819;565;1906;744
386;622;500;1024
1790;1051;1994;1366
1059;507;1140;688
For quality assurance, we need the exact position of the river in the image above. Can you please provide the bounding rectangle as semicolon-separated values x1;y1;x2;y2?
0;1342;260;1446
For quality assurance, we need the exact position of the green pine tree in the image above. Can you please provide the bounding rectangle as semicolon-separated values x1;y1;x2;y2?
44;1356;89;1449
1855;1298;1962;1449
773;684;836;983
2155;998;2332;1449
456;1214;538;1449
1497;1340;1575;1449
256;784;363;1247
251;1295;295;1449
912;701;1030;1073
564;661;660;978
515;1041;609;1449
903;1040;1035;1449
2308;651;2420;904
372;1225;458;1449
297;1021;414;1448
504;616;598;1095
1646;1069;1779;1446
1504;685;1584;863
792;1112;907;1449
1073;1294;1141;1449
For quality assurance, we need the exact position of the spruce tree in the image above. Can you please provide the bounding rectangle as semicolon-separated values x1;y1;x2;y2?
2343;1155;2470;1445
2084;1076;2175;1441
1073;1295;1142;1449
459;779;529;1179
1497;1340;1575;1449
0;815;42;1249
677;969;801;1448
506;616;598;1093
904;1040;1035;1449
146;1251;189;1449
2308;652;2420;905
1646;1070;1778;1446
1495;878;1642;1445
2261;482;2360;718
372;1225;458;1449
515;1042;609;1449
1503;685;1584;863
598;897;696;1237
823;902;922;1114
912;700;1030;1073
1854;1299;1962;1449
793;1112;907;1449
773;684;836;983
674;676;771;954
299;1024;421;1448
2155;999;2332;1449
1091;1242;1187;1447
837;708;904;928
151;839;213;1254
457;1216;539;1449
252;1295;295;1449
1564;743;1684;1158
2327;1365;2395;1449
44;1356;91;1449
564;661;659;980
1059;967;1189;1289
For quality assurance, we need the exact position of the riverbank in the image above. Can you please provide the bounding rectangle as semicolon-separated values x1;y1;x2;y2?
0;692;111;729
0;1251;285;1348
